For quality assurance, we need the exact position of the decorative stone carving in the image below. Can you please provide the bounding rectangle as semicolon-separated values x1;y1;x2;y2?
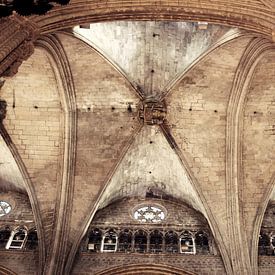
138;98;167;125
2;40;35;77
0;14;38;77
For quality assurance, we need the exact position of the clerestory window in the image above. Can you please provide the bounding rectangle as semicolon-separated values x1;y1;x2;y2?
180;231;195;254
6;228;27;250
88;228;102;252
101;229;118;252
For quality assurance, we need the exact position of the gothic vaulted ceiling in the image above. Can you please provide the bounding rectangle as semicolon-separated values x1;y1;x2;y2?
0;6;275;274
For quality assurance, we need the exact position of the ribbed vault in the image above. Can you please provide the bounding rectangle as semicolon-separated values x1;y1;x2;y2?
0;4;275;273
74;22;232;97
99;125;205;214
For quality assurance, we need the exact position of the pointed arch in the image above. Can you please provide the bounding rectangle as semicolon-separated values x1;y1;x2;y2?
94;263;197;275
226;38;275;274
34;1;274;39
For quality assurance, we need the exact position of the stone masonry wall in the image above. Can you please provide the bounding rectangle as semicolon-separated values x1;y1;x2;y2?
72;253;225;275
0;250;38;275
92;197;208;229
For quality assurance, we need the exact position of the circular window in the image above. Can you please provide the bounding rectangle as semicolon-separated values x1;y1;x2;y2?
0;201;11;217
133;204;166;223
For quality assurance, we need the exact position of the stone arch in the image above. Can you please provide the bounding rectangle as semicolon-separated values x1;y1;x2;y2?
238;46;275;271
0;123;45;271
95;263;196;275
34;1;274;39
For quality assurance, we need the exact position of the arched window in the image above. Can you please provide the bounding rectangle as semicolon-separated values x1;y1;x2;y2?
88;228;102;252
258;233;271;255
0;228;11;249
149;230;163;253
134;230;147;253
165;231;178;253
180;231;195;254
6;228;27;250
101;229;117;252
195;231;209;254
118;229;132;252
25;229;38;250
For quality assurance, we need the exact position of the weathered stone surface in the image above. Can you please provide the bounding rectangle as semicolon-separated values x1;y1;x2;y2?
1;48;63;254
72;253;226;275
0;4;275;273
99;125;204;214
74;22;231;97
57;33;140;246
166;37;251;244
242;52;275;250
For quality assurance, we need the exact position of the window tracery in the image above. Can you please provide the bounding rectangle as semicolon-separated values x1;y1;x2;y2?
195;231;210;254
149;230;163;253
86;227;210;255
0;201;11;217
180;231;195;254
101;229;118;252
133;205;165;223
165;231;178;253
84;199;213;256
0;227;38;251
6;228;27;250
134;229;147;253
88;228;102;252
118;229;132;252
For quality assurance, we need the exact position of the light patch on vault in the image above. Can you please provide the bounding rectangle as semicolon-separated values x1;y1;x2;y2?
74;21;234;98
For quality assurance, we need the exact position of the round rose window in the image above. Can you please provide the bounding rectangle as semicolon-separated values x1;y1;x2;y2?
0;201;11;217
133;205;165;223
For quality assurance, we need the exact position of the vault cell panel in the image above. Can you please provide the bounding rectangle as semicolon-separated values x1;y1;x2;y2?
74;21;232;97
